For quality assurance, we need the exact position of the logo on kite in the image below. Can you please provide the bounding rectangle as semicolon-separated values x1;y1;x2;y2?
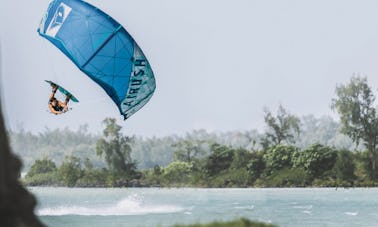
52;6;65;26
46;3;72;37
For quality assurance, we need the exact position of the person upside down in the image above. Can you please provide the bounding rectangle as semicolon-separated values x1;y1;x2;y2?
48;84;72;115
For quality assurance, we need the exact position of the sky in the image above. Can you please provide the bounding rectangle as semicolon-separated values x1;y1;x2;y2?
2;0;378;137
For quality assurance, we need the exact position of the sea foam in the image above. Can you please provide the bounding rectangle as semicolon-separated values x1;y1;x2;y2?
37;194;184;216
344;212;358;216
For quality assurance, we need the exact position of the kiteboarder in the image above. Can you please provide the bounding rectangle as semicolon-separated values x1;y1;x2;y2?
48;83;71;115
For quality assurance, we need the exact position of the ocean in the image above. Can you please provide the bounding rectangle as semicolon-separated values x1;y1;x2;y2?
30;187;378;227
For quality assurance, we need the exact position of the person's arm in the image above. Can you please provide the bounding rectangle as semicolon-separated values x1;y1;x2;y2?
49;86;58;102
58;101;69;112
64;95;72;105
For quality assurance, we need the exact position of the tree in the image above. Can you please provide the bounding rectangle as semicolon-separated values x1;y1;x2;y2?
26;158;57;178
58;156;82;187
230;148;253;170
173;139;205;162
297;115;353;149
331;76;378;179
261;105;301;148
205;144;234;176
162;161;193;184
83;157;94;170
292;144;337;179
96;118;136;177
263;144;297;175
333;149;356;181
246;151;265;181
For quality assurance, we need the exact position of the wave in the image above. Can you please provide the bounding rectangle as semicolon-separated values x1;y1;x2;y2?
37;194;184;216
233;205;254;210
302;210;312;215
292;205;312;210
344;212;358;216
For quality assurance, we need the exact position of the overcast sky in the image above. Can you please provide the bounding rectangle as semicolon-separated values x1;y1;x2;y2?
2;0;378;137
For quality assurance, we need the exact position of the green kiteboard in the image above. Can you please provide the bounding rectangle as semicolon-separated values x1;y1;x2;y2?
45;80;79;103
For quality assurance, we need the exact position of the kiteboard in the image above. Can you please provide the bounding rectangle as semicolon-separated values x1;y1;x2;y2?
45;80;79;102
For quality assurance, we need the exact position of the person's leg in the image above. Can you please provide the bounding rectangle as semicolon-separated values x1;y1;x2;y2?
49;85;58;102
64;94;72;105
52;84;58;92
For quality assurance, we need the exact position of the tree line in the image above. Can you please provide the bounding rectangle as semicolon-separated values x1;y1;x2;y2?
12;76;378;187
8;116;353;171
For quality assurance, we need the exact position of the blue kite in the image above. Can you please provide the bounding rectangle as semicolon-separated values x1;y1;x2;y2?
38;0;156;119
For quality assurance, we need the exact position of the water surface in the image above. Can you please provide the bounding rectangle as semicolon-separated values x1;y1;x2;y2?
30;187;378;227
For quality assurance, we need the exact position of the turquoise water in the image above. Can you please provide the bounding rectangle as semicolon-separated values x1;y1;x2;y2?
30;187;378;227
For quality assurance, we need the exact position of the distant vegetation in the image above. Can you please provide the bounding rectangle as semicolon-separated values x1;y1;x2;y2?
8;114;353;172
8;76;378;187
171;218;276;227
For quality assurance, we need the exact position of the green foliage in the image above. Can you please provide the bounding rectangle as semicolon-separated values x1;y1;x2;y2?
9;116;359;172
292;144;337;179
15;105;378;188
103;171;131;187
76;168;108;187
263;168;310;187
141;165;165;186
246;151;265;181
205;144;234;176
209;168;250;187
172;218;277;227
332;76;378;179
263;144;297;175
58;156;82;187
96;118;137;177
23;172;60;186
333;149;356;181
26;158;57;178
187;159;209;186
162;161;193;185
354;151;376;180
261;105;301;148
173;139;206;162
83;157;94;170
332;76;378;145
154;165;162;175
230;148;252;169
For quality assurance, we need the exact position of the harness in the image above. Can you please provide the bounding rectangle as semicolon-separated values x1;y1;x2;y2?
53;104;64;112
49;100;64;112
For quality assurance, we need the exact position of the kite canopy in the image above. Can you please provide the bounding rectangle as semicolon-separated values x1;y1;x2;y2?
38;0;156;119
